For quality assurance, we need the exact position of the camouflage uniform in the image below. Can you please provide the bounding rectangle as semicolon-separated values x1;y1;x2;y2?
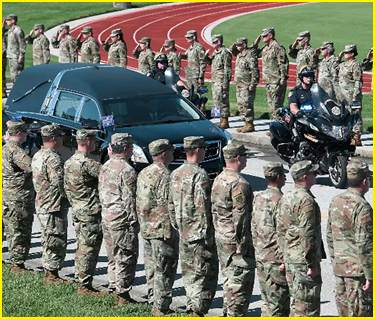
25;25;50;66
2;26;7;96
132;37;155;75
99;133;139;296
76;27;100;64
230;38;259;124
252;163;290;317
211;144;255;317
180;30;206;90
361;50;373;95
163;39;180;75
169;136;218;316
279;161;322;317
31;124;69;271
101;28;127;68
64;130;102;287
136;139;178;312
327;160;373;317
204;34;232;118
51;25;78;63
2;121;34;266
253;27;289;121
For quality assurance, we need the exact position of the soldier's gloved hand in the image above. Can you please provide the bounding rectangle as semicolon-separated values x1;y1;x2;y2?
296;111;304;118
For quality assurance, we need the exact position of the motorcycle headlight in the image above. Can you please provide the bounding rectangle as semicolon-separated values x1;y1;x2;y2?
309;123;319;132
131;143;149;163
224;130;233;144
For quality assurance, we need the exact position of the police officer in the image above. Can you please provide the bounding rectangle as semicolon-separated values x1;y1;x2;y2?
132;37;155;75
161;39;180;75
25;24;50;65
101;28;127;68
51;24;78;63
75;26;100;64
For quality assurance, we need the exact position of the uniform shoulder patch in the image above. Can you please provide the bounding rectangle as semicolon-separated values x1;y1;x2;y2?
288;91;294;98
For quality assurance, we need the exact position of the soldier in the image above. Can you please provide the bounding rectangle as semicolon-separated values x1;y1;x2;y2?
327;160;373;317
2;21;7;98
211;143;255;317
51;24;78;63
279;160;322;316
288;31;317;85
314;41;339;100
75;26;100;64
361;47;373;97
337;44;363;146
101;28;127;68
253;27;289;121
4;14;26;83
252;162;290;317
169;136;218;316
31;124;71;284
25;24;50;66
179;30;206;91
99;133;139;305
161;39;180;75
2;121;34;274
64;130;106;296
136;139;178;316
230;37;259;133
132;37;155;75
204;34;232;129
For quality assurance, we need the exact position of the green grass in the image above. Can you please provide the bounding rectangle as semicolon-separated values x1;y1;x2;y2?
2;264;187;317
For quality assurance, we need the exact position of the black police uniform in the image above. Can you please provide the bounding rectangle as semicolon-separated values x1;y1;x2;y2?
288;84;313;110
147;68;167;84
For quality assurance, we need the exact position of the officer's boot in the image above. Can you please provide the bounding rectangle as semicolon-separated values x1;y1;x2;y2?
241;120;255;133
220;117;230;129
78;284;108;296
116;291;137;306
10;263;32;274
44;269;73;284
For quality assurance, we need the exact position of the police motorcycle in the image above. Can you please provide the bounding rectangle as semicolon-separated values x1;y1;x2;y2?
269;82;359;189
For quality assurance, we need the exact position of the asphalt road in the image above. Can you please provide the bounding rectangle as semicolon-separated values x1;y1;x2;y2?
2;145;373;317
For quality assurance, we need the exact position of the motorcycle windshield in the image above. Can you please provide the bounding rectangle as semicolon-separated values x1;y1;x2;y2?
310;84;333;117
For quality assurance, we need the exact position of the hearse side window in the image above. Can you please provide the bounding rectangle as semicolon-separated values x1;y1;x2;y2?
80;98;101;124
54;92;82;121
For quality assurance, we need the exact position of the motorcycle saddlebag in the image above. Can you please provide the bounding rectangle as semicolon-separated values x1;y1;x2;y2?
269;121;291;143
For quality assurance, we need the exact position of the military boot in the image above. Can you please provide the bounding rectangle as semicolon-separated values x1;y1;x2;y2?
220;117;230;129
78;284;108;296
352;133;362;146
216;117;223;127
2;90;7;98
10;263;32;274
116;291;137;306
44;269;73;285
151;308;165;316
240;120;255;133
188;311;203;317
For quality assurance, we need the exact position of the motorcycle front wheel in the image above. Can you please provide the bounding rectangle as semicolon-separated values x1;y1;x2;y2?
329;155;348;189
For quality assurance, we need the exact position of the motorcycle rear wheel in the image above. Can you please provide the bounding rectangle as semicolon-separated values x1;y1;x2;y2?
329;155;348;189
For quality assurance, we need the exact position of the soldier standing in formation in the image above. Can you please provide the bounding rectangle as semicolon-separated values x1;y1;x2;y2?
64;130;106;296
25;24;50;66
253;27;289;121
337;44;363;146
51;25;78;63
161;39;180;75
31;124;71;285
99;133;139;305
180;30;206;91
279;160;322;316
288;31;317;85
2;121;34;274
136;139;178;316
230;37;259;133
132;37;155;75
252;163;290;317
169;136;218;317
76;26;101;64
4;14;25;83
101;28;127;68
211;143;255;317
204;34;232;129
2;21;7;97
361;47;373;96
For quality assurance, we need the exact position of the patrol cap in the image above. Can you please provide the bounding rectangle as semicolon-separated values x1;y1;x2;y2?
111;133;132;147
76;129;96;141
5;14;17;21
347;159;372;181
148;139;174;156
297;30;310;41
320;41;334;50
343;44;358;56
6;120;27;134
59;24;70;31
183;136;207;149
110;28;122;37
290;160;319;180
235;38;248;46
33;24;44;31
211;34;223;44
261;27;275;37
41;123;65;137
263;162;289;177
81;26;93;34
163;39;175;48
223;143;247;159
185;30;197;38
139;37;151;45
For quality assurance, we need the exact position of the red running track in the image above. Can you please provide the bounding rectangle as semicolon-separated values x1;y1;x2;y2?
70;2;372;93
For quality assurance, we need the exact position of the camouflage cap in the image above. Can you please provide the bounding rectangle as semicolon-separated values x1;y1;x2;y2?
41;123;65;137
139;37;151;45
211;34;223;44
110;28;122;37
290;160;319;180
297;30;310;41
82;26;93;34
347;159;372;181
183;136;206;149
235;37;247;46
6;120;27;134
263;162;289;177
343;44;358;56
76;129;96;141
148;139;174;156
163;39;175;47
111;133;132;146
185;30;197;38
320;41;334;50
33;24;44;30
223;143;246;159
261;27;275;37
59;24;70;31
5;14;17;21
